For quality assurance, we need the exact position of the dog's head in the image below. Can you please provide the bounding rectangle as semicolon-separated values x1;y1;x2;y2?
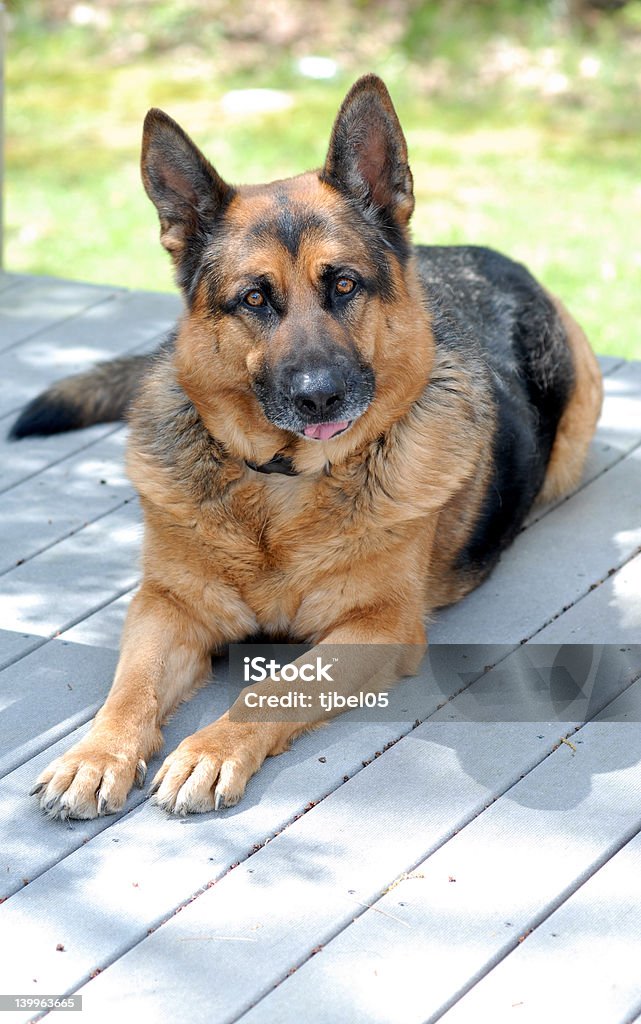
141;75;432;464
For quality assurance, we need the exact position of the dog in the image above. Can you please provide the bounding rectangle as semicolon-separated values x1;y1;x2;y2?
11;74;603;819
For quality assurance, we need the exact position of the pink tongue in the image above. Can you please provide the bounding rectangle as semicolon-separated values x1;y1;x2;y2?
303;420;349;441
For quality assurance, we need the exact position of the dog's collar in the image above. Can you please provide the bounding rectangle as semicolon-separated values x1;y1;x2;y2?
245;452;299;477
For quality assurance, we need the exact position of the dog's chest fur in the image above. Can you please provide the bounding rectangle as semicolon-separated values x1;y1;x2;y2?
128;411;476;638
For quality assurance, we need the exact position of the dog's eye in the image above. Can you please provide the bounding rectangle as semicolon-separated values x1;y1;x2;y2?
243;289;266;308
335;277;356;296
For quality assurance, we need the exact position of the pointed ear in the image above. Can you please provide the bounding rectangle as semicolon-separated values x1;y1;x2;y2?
141;109;234;286
321;75;414;228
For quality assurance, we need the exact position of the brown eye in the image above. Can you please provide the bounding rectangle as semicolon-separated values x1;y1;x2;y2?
335;277;356;296
244;289;265;307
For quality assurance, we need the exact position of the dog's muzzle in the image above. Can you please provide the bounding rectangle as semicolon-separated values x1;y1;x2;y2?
253;358;375;441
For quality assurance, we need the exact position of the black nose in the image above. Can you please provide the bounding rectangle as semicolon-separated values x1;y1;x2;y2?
291;368;346;419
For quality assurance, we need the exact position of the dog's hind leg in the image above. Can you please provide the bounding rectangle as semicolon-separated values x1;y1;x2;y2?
537;295;603;505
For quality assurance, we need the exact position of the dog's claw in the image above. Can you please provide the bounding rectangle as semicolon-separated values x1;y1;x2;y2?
29;782;45;797
97;794;108;816
135;759;147;788
214;790;224;811
148;779;161;797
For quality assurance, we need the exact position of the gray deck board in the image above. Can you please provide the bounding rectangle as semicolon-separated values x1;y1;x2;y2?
0;277;122;353
439;828;641;1024
0;288;180;419
0;639;119;781
59;632;641;1022
586;358;641;473
0;500;141;637
0;421;128;494
0;628;45;671
236;677;641;1024
431;443;641;644
58;589;133;650
0;429;133;575
533;550;641;644
0;271;31;295
0;275;639;1024
598;353;626;375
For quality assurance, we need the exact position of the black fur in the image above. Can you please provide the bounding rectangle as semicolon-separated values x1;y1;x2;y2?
416;244;574;572
9;395;84;440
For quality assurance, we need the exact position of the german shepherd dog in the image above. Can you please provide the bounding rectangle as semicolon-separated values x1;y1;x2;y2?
13;75;602;819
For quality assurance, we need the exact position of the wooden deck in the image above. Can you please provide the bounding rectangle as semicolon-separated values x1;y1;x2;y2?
1;270;640;1023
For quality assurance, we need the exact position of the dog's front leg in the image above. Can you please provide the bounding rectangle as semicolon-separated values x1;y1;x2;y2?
31;584;234;820
151;608;426;815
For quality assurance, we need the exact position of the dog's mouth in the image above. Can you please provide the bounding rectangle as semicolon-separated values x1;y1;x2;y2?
302;420;352;441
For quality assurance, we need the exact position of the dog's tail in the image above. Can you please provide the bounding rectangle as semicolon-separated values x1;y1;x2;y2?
9;351;158;439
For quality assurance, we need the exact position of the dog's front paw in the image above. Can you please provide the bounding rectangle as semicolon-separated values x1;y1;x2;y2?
150;718;270;815
30;740;147;820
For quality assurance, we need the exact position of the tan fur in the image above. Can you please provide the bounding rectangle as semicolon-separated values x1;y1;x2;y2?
538;293;603;504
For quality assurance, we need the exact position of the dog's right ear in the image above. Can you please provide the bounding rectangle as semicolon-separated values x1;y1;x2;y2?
141;109;234;288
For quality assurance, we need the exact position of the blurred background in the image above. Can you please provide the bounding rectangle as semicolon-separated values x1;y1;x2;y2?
4;0;641;356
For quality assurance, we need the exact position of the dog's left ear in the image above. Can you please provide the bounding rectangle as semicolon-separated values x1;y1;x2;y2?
321;75;414;227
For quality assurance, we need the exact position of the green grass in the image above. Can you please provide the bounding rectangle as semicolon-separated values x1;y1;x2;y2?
5;1;641;357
